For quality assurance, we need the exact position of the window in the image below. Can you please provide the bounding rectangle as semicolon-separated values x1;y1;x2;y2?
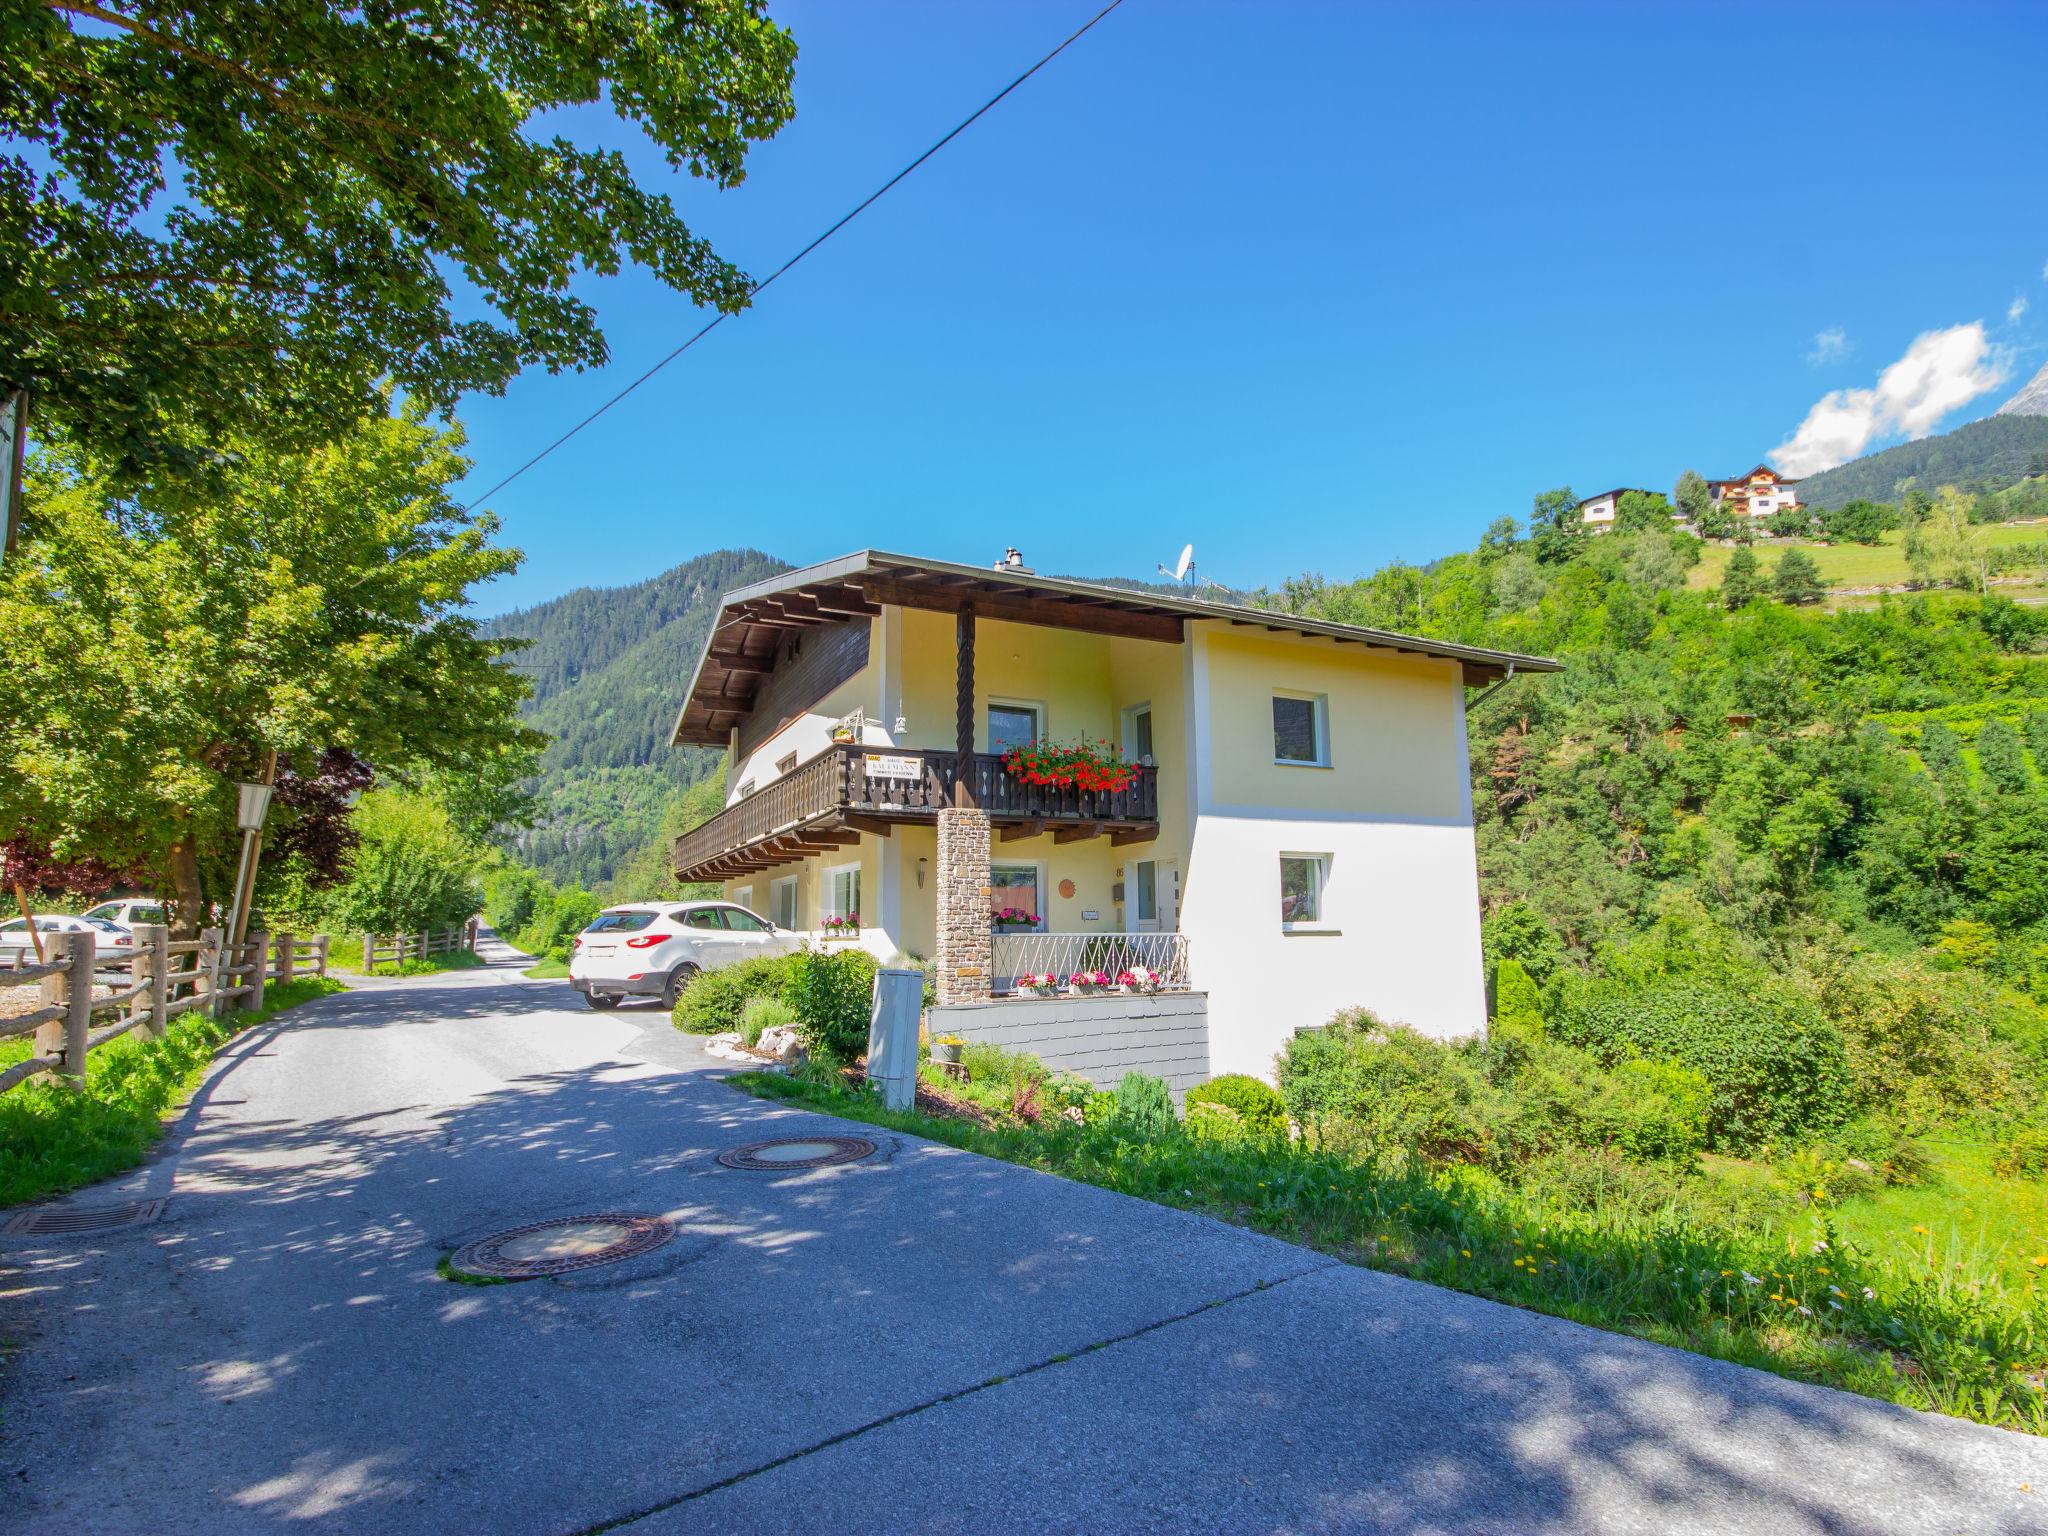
990;864;1043;930
586;910;659;933
770;876;798;930
1272;692;1329;766
775;751;797;775
682;908;726;931
736;780;757;799
1123;703;1155;764
824;864;861;923
1279;854;1331;929
730;885;753;914
722;908;768;933
988;701;1042;755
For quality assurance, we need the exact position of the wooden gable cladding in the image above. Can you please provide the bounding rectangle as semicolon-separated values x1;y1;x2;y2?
852;571;1185;645
736;618;871;757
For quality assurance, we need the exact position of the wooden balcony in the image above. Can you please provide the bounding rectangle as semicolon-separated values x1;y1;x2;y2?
673;744;1159;880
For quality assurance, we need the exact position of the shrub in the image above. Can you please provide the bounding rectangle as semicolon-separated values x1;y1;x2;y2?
1184;1073;1287;1138
1556;978;1851;1152
672;953;797;1035
1490;959;1546;1042
1993;1125;2048;1180
1277;1012;1501;1165
1814;957;2026;1129
782;946;879;1060
1104;1071;1176;1140
738;994;798;1048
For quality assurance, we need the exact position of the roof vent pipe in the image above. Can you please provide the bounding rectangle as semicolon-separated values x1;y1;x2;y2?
994;547;1030;574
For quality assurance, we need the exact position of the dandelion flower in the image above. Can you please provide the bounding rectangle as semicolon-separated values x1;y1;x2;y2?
1460;1249;1471;1259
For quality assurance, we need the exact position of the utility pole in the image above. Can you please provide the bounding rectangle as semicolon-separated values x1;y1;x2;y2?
225;750;279;954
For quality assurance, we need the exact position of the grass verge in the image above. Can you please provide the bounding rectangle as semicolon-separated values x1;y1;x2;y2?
0;976;345;1207
728;1070;2048;1435
356;950;485;979
521;957;570;979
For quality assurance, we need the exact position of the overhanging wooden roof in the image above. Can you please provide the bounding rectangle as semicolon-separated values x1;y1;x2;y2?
670;550;1563;747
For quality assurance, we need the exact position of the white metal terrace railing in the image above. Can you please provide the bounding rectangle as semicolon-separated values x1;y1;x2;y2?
989;931;1190;994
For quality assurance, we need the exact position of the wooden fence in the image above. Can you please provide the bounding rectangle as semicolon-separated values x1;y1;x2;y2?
0;925;330;1095
361;919;478;971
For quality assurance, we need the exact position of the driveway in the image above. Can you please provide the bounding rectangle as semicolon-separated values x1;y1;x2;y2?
1;940;2042;1533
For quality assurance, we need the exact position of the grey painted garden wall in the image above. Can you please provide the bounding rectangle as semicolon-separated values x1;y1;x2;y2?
930;992;1210;1103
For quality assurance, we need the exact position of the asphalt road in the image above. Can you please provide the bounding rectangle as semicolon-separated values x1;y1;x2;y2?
2;940;2043;1534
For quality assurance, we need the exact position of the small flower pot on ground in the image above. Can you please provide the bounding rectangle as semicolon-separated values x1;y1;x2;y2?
931;1037;964;1066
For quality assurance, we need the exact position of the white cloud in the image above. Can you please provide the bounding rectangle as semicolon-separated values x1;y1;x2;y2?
1806;327;1850;365
2013;295;2031;323
1770;322;2011;477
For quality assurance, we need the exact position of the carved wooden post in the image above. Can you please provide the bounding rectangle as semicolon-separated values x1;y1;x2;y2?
277;931;295;988
199;924;224;1018
245;930;268;1015
133;922;169;1042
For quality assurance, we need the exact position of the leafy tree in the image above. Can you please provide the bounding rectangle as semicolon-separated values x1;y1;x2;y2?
1477;516;1520;560
1976;718;2032;795
1766;507;1814;539
1674;469;1712;527
1491;553;1545;612
1615;490;1673;533
0;2;798;479
0;406;538;928
1903;487;1986;589
1721;546;1763;610
2028;711;2048;774
1527;486;1585;566
1917;720;1966;779
321;791;483;938
1818;499;1892;545
1773;549;1825;605
1694;499;1738;541
1491;959;1546;1041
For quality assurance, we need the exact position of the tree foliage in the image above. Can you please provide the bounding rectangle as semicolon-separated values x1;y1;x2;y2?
1;0;798;478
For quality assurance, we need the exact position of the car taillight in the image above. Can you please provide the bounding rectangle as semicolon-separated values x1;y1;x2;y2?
625;933;671;949
115;935;131;945
571;937;581;950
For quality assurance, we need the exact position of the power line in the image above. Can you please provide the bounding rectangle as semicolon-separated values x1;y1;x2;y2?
464;0;1130;511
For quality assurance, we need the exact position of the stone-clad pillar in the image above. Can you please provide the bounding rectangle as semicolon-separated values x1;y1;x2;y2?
936;813;992;1003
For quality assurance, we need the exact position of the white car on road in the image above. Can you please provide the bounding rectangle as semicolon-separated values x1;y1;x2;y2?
83;898;169;929
568;901;803;1010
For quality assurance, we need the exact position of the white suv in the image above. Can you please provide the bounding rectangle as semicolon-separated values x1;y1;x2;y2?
567;901;802;1010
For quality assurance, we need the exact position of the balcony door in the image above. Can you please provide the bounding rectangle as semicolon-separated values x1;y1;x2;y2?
1130;858;1179;933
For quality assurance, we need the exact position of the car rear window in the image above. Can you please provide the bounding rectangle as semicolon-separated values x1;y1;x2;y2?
585;911;658;933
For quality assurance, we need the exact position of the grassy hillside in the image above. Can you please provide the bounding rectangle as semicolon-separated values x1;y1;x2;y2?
1795;415;2048;509
1684;522;2048;599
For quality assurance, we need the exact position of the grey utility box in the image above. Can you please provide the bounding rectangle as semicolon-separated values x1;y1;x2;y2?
866;968;923;1112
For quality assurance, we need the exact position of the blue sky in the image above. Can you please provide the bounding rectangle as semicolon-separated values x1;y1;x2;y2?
460;0;2048;616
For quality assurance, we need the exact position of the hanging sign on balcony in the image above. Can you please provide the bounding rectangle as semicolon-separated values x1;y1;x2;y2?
863;753;922;781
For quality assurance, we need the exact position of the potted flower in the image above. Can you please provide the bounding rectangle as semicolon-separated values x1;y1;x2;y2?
992;906;1037;931
820;912;860;940
1115;966;1160;995
1018;972;1059;996
1067;968;1111;995
931;1034;965;1066
1000;737;1142;794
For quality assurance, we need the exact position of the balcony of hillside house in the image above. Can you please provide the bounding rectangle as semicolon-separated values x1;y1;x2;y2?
671;743;1160;881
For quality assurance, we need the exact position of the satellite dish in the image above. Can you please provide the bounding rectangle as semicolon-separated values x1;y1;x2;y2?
1174;544;1194;583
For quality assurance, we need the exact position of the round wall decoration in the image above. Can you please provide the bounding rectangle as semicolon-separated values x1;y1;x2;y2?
1058;879;1076;899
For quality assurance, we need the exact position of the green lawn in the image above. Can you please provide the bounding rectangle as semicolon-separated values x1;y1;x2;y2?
1686;522;2048;595
522;957;570;979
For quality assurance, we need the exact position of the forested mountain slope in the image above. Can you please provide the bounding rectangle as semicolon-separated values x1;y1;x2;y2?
1794;414;2048;508
481;547;787;885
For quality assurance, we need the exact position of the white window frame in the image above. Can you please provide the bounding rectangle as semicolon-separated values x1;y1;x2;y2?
1132;859;1159;926
1279;852;1334;933
822;861;862;925
731;884;754;915
986;697;1046;755
1272;690;1331;768
1121;701;1155;765
769;875;799;931
989;860;1047;933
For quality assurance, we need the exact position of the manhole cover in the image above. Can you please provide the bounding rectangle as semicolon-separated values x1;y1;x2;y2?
718;1136;877;1171
448;1213;674;1280
3;1199;166;1237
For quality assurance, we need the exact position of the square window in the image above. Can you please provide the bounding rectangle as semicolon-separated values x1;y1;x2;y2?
988;702;1042;755
1280;854;1329;928
1272;693;1328;766
990;864;1042;930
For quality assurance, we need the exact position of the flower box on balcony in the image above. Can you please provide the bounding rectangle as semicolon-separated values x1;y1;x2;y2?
1066;969;1113;996
992;907;1037;931
1000;738;1141;794
820;914;860;941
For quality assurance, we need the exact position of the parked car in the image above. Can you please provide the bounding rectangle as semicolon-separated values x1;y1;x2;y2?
568;901;802;1010
82;898;168;929
0;913;137;969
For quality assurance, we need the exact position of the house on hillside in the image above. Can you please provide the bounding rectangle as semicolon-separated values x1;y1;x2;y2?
1709;464;1801;521
1576;488;1654;529
667;550;1561;1090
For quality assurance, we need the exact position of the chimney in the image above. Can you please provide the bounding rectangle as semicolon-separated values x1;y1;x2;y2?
993;547;1030;574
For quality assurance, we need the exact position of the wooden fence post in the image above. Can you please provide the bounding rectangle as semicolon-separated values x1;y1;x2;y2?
418;930;430;962
36;930;92;1088
314;934;330;977
245;931;268;1015
362;932;376;972
277;930;295;989
199;926;223;1017
134;922;169;1042
466;917;479;952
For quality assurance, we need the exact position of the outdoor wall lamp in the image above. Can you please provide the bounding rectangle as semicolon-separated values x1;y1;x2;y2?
916;856;928;889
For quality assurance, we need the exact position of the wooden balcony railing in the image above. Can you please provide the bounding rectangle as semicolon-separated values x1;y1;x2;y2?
674;744;1159;878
